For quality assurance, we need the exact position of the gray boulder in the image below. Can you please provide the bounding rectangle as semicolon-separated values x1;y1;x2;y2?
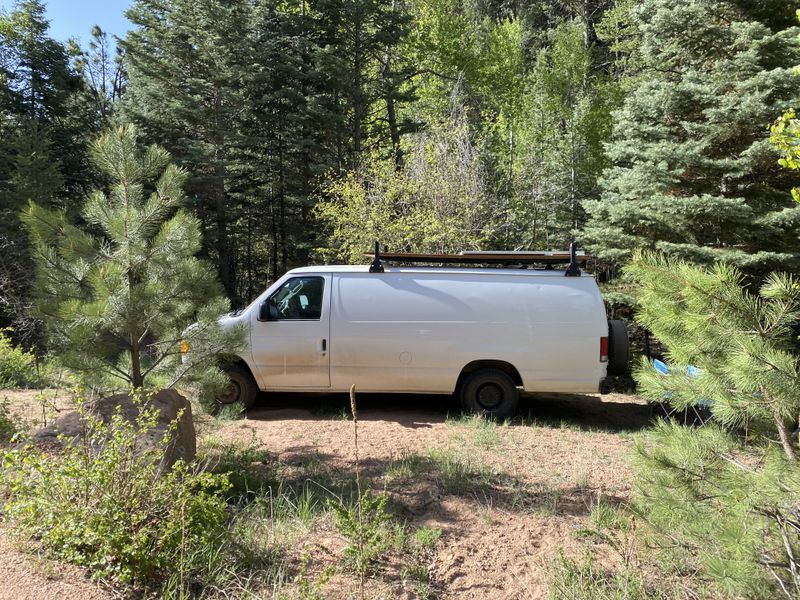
32;389;196;469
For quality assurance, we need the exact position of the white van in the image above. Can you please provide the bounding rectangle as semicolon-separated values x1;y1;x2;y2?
209;252;627;418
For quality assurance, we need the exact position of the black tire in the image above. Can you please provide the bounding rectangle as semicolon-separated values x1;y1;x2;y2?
216;364;258;412
607;319;629;376
460;368;519;419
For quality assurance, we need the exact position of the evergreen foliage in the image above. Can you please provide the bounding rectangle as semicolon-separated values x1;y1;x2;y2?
69;25;126;126
627;251;800;460
626;252;800;597
6;2;800;597
316;0;416;162
585;0;800;273
0;0;99;337
123;0;251;299
123;0;416;302
632;421;800;598
21;125;242;393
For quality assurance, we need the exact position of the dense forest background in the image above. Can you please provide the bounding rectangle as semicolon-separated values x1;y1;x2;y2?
2;0;800;341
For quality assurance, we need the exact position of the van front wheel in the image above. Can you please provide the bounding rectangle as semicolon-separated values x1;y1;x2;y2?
460;369;519;419
216;364;258;413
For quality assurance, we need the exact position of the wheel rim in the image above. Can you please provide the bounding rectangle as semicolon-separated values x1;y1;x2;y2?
218;378;242;404
476;382;504;410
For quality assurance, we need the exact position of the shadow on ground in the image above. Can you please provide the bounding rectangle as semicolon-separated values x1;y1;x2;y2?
246;390;652;434
202;432;608;522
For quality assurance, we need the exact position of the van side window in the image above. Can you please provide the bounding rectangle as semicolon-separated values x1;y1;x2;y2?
264;277;324;320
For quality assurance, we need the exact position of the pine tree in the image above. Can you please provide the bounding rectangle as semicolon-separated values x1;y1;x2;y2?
631;421;800;598
315;0;416;164
627;251;800;461
238;0;339;285
594;0;641;77
123;0;415;301
123;0;252;300
0;0;78;122
0;0;98;336
22;125;241;393
584;0;800;274
625;251;800;598
70;26;126;126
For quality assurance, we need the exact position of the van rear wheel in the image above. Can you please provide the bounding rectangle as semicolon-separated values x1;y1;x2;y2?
216;364;258;413
461;368;519;419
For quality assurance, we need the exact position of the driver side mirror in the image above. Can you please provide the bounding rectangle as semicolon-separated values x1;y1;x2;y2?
259;301;278;321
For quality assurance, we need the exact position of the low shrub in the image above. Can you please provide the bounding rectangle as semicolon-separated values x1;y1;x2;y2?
0;395;231;592
0;330;41;388
0;397;16;442
329;489;394;574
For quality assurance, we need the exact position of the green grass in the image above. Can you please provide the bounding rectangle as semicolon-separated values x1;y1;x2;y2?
200;437;278;499
508;481;564;516
386;447;499;497
413;525;442;548
385;451;429;480
549;551;668;600
427;447;492;494
401;562;430;583
590;499;629;531
214;400;247;420
446;413;505;450
230;484;329;562
573;470;592;492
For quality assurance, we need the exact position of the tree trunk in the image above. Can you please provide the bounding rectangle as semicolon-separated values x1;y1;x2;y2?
128;266;143;389
773;407;797;462
278;136;287;275
381;4;403;170
385;93;402;169
214;174;234;297
130;331;143;389
211;88;235;299
353;15;364;155
270;186;279;283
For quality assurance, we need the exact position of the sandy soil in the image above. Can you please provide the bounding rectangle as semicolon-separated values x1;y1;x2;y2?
0;388;651;599
0;529;113;600
208;391;650;599
1;387;84;431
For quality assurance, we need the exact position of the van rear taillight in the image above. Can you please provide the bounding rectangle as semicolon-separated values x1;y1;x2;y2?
600;337;609;362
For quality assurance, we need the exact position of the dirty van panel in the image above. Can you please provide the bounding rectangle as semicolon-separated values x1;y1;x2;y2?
250;274;332;388
329;271;606;394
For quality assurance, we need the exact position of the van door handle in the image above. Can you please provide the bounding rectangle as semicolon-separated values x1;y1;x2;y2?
321;338;327;353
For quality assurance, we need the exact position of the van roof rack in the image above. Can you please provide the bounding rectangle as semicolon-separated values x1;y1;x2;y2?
366;241;588;276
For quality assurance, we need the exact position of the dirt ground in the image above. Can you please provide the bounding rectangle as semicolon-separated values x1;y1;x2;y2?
0;388;652;599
